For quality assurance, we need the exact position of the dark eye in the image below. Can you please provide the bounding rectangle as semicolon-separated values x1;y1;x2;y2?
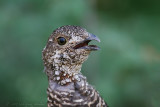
57;37;67;45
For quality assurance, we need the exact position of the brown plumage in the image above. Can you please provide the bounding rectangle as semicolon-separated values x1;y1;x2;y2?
42;25;108;107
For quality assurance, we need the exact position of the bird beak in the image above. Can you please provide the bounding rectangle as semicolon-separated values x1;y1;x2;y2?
73;33;100;51
88;33;101;42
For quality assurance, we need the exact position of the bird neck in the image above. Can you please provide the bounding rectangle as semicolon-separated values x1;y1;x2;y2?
46;63;82;86
45;49;88;85
44;49;89;86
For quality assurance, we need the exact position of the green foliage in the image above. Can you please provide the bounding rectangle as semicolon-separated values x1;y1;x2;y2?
0;0;160;106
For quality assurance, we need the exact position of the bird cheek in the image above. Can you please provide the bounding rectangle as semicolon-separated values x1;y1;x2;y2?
69;52;76;59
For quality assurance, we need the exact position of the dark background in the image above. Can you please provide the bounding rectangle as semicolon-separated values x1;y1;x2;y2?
0;0;160;107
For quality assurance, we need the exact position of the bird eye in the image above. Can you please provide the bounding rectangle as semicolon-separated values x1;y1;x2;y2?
57;37;67;45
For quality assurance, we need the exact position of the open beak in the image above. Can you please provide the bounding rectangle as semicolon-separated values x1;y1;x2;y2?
73;33;100;51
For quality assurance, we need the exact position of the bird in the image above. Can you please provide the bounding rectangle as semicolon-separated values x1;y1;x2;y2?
42;25;108;107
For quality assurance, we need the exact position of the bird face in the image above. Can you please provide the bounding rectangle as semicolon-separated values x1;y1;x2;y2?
42;26;100;84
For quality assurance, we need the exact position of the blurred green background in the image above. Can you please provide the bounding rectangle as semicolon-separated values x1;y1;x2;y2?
0;0;160;107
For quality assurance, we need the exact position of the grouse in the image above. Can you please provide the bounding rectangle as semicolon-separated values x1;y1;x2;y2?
42;25;108;107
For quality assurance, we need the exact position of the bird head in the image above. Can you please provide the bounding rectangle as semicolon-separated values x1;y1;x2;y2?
42;25;100;85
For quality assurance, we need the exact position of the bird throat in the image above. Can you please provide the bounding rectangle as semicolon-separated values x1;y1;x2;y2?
49;50;84;85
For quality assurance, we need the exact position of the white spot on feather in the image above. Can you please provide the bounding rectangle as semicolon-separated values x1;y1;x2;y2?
53;50;61;58
69;34;83;43
55;71;60;75
56;77;60;80
73;99;84;102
